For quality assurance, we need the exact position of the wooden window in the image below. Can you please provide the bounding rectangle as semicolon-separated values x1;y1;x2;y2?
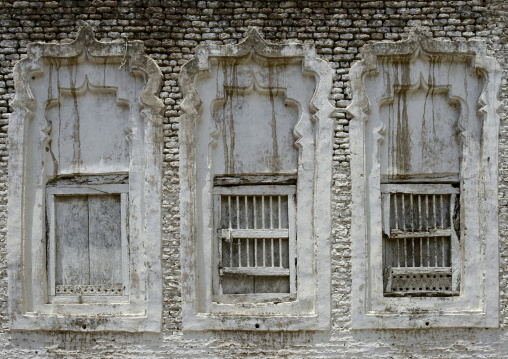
381;183;460;296
46;183;129;304
213;184;296;302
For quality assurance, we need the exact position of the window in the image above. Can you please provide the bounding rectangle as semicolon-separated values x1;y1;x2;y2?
213;179;296;301
382;184;460;296
7;25;164;332
46;181;129;304
179;28;334;331
348;28;500;329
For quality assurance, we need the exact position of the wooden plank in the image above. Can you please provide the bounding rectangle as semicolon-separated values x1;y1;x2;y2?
381;192;391;236
389;229;450;238
381;183;459;195
46;173;129;187
88;195;122;285
220;228;289;239
391;267;452;274
220;266;290;276
55;196;89;286
380;173;459;184
217;293;296;304
47;183;128;196
214;175;297;186
214;185;296;195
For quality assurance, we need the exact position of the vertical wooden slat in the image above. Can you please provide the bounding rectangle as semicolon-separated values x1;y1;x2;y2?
228;196;232;229
270;196;274;267
55;196;90;286
382;193;391;236
433;194;437;228
397;238;400;267
278;196;282;229
419;237;423;267
262;195;266;266
238;237;242;267
246;238;250;267
440;195;444;228
271;238;274;267
253;196;257;229
441;237;446;267
88;195;122;285
245;195;248;229
279;238;282;267
228;196;233;267
262;196;265;229
245;196;249;266
253;196;257;267
263;238;266;267
427;237;431;267
411;238;415;267
394;193;399;230
404;238;408;267
270;196;273;229
236;196;240;229
418;195;422;231
254;238;258;267
434;237;438;267
410;194;414;231
401;194;406;230
425;195;429;231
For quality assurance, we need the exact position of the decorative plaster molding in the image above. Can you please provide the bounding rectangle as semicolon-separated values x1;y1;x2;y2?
8;24;164;332
179;28;334;331
347;27;501;329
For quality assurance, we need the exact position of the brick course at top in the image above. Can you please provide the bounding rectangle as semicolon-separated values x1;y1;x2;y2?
0;1;506;357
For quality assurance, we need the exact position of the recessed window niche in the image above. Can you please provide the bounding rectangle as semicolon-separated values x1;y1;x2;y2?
347;27;501;329
7;25;164;332
179;28;335;331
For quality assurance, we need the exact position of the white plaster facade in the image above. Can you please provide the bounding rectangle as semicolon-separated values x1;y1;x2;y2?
0;1;507;355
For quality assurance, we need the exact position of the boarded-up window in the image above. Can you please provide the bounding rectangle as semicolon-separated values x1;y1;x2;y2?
213;183;296;300
46;183;128;302
382;183;460;296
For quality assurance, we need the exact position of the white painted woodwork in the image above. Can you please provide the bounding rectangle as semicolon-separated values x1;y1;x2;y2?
47;184;128;303
347;27;501;329
54;195;123;288
55;196;90;286
88;195;123;285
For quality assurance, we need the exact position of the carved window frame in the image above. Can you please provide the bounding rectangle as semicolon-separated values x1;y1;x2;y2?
7;25;164;332
179;28;334;331
347;28;501;329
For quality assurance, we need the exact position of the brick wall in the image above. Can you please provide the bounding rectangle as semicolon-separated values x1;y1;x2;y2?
0;0;507;357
